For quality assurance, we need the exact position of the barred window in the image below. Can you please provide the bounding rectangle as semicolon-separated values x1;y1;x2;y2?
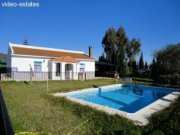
34;61;42;72
80;63;85;72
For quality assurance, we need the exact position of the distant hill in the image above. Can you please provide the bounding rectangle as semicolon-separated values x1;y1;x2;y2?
0;53;7;62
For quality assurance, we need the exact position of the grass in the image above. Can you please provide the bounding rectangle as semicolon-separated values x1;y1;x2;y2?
142;96;180;135
0;79;141;135
1;79;179;135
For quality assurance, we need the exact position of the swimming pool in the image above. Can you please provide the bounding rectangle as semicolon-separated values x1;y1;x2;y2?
64;84;176;113
54;84;179;125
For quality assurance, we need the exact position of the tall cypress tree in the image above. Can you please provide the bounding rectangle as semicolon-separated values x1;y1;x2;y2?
139;52;144;69
132;60;138;75
151;58;156;79
145;62;148;70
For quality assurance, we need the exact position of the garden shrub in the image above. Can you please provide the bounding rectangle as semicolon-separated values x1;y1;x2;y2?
158;74;180;85
151;44;180;86
170;73;179;85
142;96;180;135
159;75;170;84
44;94;141;135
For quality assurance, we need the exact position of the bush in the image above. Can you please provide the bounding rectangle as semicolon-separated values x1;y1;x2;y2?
170;73;180;85
0;67;7;73
45;95;141;135
151;43;180;86
156;74;180;85
142;96;180;135
149;130;164;135
159;75;171;84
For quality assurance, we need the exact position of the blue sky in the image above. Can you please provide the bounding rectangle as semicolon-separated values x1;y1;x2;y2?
0;0;180;63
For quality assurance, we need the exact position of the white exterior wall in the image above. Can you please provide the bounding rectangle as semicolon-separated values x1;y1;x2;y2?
10;56;95;73
77;60;95;72
8;55;95;80
9;55;95;80
11;55;50;72
77;60;95;79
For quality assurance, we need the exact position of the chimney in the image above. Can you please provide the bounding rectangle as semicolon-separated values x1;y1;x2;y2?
89;46;93;57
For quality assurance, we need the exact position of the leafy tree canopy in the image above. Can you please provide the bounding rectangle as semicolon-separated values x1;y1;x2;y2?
126;38;141;64
99;53;108;63
101;27;141;77
152;43;180;85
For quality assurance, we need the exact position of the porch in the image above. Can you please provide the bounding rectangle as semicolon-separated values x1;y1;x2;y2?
49;56;78;80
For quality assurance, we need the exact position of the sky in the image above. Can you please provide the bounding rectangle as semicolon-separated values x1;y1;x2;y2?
0;0;180;63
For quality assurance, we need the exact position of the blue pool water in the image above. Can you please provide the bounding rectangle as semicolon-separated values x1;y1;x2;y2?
68;85;176;113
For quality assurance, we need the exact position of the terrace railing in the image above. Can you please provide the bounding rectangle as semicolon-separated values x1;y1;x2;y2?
0;87;14;135
0;71;95;81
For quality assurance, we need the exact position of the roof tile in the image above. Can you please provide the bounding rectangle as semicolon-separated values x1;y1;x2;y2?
51;56;78;63
12;46;94;60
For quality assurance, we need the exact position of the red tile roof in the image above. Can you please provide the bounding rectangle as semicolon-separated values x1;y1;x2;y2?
51;56;78;63
11;46;94;60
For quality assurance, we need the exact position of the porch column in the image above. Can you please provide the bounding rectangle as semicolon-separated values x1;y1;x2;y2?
48;61;53;80
61;62;65;80
72;63;78;80
52;62;56;80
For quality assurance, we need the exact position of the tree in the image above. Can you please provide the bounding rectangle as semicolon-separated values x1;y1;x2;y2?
124;64;130;76
101;26;141;77
132;60;138;75
126;38;141;74
99;53;108;62
151;57;158;80
152;44;180;84
139;52;144;69
116;27;129;77
145;62;148;70
126;38;141;66
23;38;29;45
102;28;117;64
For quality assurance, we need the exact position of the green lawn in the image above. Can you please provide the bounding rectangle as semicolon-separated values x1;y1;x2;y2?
0;79;141;135
1;79;179;135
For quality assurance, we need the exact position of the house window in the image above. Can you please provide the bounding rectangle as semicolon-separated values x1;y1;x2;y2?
34;61;42;72
56;63;61;76
80;63;85;72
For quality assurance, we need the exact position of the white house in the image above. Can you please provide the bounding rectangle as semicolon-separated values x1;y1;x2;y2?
6;43;95;81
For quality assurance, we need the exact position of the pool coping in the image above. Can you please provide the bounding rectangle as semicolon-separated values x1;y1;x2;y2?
53;84;180;126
